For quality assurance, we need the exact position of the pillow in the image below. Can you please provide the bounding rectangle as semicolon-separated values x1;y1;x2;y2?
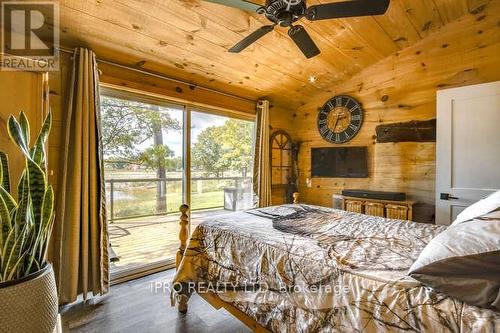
479;209;500;221
408;216;500;311
452;190;500;226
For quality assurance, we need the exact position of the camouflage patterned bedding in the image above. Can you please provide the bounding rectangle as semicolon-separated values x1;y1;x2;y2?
173;204;500;332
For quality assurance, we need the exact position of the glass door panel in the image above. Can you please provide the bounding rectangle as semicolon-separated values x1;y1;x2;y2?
100;89;184;277
190;110;255;232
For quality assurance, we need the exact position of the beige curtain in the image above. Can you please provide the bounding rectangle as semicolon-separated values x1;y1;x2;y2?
253;100;272;207
50;48;109;303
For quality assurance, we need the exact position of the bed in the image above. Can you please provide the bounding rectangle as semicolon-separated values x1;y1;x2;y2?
172;197;500;332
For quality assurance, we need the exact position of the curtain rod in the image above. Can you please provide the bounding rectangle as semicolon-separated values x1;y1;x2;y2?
58;47;256;103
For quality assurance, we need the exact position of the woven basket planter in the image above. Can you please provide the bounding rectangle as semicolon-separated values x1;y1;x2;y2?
0;264;58;333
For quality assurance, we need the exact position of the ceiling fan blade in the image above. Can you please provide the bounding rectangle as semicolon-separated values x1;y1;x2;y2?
229;25;274;53
306;0;390;21
288;25;320;59
202;0;262;12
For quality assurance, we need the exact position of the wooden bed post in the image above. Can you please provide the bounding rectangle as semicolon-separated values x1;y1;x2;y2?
176;204;190;267
293;192;300;204
176;204;189;313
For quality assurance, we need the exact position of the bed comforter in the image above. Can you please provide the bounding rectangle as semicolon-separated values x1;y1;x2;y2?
173;204;500;332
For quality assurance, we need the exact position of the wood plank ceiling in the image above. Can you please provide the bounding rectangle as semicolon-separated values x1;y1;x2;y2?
58;0;489;109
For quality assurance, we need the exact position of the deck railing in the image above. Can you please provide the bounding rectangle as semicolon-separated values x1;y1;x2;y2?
105;176;252;223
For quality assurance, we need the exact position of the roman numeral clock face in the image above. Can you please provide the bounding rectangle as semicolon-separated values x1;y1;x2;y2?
317;95;363;144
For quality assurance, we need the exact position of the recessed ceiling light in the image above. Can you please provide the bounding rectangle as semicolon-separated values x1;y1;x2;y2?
309;75;317;83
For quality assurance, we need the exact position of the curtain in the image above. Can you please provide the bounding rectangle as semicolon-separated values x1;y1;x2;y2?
253;100;272;207
50;48;109;303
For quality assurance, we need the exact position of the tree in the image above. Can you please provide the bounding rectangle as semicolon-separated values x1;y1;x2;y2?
192;126;231;177
100;96;180;164
191;119;254;177
100;96;181;213
139;145;175;170
220;119;254;176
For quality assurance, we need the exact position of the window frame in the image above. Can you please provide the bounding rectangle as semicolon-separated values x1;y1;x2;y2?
270;130;294;187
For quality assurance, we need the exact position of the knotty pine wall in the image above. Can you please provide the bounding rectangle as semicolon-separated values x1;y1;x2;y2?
282;5;500;223
47;53;72;193
0;72;45;197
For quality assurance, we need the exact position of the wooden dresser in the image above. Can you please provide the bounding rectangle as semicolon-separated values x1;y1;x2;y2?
341;196;415;221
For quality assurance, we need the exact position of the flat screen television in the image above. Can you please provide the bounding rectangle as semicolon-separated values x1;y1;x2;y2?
311;147;368;178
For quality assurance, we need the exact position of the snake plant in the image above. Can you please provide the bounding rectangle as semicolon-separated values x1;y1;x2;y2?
0;111;54;282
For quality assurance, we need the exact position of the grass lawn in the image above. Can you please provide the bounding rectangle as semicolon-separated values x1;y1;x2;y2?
109;185;225;220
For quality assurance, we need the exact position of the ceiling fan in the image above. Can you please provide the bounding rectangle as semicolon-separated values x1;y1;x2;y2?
203;0;390;59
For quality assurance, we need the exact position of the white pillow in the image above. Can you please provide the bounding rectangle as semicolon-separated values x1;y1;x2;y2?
452;190;500;226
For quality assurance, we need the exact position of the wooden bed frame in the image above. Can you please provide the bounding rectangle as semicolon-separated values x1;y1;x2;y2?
174;193;300;332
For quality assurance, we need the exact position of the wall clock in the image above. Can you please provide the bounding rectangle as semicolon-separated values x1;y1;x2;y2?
317;95;363;144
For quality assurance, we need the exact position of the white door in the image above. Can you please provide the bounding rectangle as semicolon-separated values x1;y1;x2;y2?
436;81;500;225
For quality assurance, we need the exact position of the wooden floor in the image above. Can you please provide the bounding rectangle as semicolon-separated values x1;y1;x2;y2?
61;269;251;333
109;209;233;274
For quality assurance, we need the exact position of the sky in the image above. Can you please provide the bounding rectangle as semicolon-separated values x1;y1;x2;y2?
145;107;228;157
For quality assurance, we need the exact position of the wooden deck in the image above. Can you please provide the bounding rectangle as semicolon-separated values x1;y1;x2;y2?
109;209;232;274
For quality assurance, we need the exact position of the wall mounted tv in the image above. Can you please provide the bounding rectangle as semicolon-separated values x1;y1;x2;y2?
311;147;368;178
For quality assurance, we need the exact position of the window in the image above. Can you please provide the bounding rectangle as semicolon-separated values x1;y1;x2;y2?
271;130;293;186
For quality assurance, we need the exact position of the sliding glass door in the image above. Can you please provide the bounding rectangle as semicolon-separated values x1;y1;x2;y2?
100;87;255;281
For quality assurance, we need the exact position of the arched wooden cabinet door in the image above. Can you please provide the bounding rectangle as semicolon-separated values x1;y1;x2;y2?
270;130;297;204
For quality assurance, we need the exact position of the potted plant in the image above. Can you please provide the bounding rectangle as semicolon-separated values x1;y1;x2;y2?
0;111;58;333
